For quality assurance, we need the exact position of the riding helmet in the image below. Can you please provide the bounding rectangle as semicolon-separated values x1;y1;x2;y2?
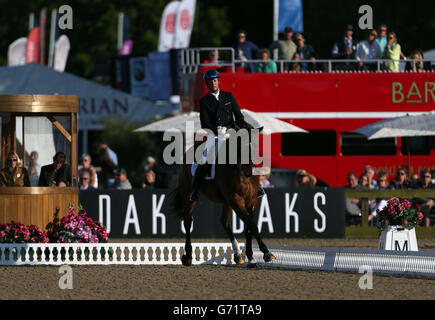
203;69;220;81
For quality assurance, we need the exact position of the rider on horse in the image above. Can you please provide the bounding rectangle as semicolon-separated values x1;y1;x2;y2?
189;69;266;202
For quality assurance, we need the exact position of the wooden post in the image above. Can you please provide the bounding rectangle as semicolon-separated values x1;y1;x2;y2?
361;198;369;227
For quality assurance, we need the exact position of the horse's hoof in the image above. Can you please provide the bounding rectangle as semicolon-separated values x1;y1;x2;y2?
263;252;276;263
247;262;257;269
181;254;192;266
233;254;245;265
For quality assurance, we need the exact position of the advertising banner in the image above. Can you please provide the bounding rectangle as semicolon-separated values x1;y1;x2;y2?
79;188;345;238
25;27;40;63
53;35;70;72
8;38;27;66
278;0;304;33
129;56;148;97
158;1;180;52
174;0;196;49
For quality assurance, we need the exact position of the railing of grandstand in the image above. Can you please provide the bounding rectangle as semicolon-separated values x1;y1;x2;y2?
181;48;435;74
345;189;435;228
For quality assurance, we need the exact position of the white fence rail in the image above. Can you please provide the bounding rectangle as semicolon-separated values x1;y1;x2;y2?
0;243;241;266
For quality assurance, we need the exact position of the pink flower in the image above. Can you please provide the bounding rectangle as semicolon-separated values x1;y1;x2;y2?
418;213;423;221
403;220;408;227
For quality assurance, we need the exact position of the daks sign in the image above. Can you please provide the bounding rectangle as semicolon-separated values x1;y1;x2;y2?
79;188;345;238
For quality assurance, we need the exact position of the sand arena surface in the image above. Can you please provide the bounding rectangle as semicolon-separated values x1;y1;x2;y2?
0;238;434;300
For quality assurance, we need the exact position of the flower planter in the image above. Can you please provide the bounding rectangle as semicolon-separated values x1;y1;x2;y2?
378;225;418;251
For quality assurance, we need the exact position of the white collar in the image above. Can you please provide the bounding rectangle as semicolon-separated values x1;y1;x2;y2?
210;90;220;101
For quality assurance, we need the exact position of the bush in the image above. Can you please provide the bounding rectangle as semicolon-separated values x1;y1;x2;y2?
0;222;49;243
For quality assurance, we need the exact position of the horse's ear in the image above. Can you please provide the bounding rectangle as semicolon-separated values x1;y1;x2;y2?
258;126;263;133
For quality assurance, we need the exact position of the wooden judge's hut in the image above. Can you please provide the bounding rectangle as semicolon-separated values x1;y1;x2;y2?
0;95;78;230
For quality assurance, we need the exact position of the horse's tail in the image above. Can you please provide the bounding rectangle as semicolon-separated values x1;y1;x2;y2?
165;186;184;218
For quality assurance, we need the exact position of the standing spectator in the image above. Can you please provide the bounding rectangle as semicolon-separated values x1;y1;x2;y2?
355;29;382;71
232;29;259;73
390;166;412;189
0;152;30;187
79;171;96;190
331;24;358;70
27;151;41;186
382;31;401;72
296;169;316;187
79;153;98;189
199;50;220;72
142;169;156;189
259;167;272;189
405;50;424;72
363;165;377;189
413;169;434;227
345;172;361;226
369;171;390;225
295;33;316;71
376;24;388;55
39;152;71;187
113;168;132;190
98;141;118;188
256;49;277;73
143;156;156;172
269;26;297;72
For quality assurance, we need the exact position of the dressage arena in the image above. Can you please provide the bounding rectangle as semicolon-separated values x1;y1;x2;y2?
0;238;434;300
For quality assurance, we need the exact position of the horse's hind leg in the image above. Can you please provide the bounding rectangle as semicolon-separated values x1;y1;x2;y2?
220;205;244;265
181;202;196;267
245;204;256;266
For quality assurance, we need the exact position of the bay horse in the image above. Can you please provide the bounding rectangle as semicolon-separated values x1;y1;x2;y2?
167;125;275;267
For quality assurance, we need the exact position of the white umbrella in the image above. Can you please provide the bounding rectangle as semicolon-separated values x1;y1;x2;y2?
133;109;307;134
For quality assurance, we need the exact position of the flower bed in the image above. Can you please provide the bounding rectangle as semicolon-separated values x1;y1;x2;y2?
0;222;49;243
377;197;423;230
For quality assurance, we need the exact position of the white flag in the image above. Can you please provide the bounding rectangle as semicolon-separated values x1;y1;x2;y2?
53;35;70;72
158;1;180;52
8;37;27;66
174;0;196;49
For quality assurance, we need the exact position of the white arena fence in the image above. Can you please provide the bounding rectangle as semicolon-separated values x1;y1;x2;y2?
0;243;241;266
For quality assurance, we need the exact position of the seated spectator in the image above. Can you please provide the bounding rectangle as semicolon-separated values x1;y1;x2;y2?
291;52;302;72
79;153;98;189
258;167;273;188
363;165;377;189
27;151;41;186
369;171;390;225
0;151;30;187
98;141;118;188
405;50;424;72
296;169;316;187
382;31;401;72
345;172;361;226
390;166;412;189
232;29;260;73
38;152;71;187
295;33;316;71
256;49;277;73
331;24;358;70
269;26;297;72
113;168;132;190
410;172;420;187
431;169;435;185
355;29;382;71
79;171;96;190
358;174;370;189
413;169;434;227
142;169;156;189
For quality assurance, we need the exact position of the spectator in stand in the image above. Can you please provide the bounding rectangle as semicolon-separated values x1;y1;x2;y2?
376;24;388;55
413;169;434;227
431;169;435;185
331;24;358;70
98;141;118;188
363;165;377;189
291;52;302;72
390;166;412;189
39;152;71;187
345;172;361;226
410;172;420;187
405;50;424;72
259;167;273;189
199;50;220;72
79;170;96;190
358;174;370;189
369;171;390;225
113;168;132;190
256;49;277;73
143;156;156;173
79;153;98;189
232;29;259;73
296;169;316;187
0;151;30;187
295;33;316;71
355;29;382;71
269;26;297;72
142;169;156;189
27;151;41;186
382;31;401;72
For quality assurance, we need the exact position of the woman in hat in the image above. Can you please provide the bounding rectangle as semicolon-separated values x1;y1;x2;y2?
0;151;30;187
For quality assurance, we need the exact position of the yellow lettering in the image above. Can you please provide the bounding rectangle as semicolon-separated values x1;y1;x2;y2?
425;81;435;103
406;82;422;102
392;82;404;103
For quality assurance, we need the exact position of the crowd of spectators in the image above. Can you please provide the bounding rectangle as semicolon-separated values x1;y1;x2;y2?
202;24;433;73
345;165;435;227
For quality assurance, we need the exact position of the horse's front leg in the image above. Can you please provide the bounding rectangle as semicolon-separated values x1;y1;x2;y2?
181;200;196;266
220;205;244;265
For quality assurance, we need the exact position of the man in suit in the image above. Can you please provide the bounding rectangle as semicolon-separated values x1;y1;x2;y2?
38;152;72;187
190;69;264;201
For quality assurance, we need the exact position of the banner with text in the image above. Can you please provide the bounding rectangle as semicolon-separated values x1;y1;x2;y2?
79;188;345;238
